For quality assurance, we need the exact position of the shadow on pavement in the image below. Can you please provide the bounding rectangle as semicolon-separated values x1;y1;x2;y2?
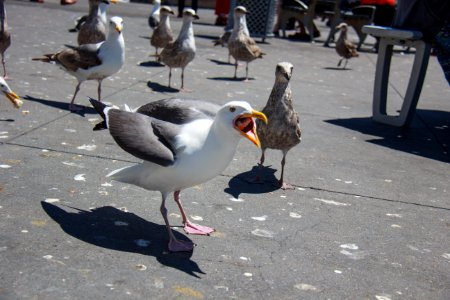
139;60;164;67
24;95;97;117
224;165;280;198
147;81;179;93
207;76;255;82
41;202;205;278
326;109;450;163
208;59;233;66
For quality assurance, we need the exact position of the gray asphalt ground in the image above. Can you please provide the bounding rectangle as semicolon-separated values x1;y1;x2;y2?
1;0;449;299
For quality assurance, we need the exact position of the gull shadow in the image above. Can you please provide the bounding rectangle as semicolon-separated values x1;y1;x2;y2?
224;165;280;198
139;35;151;40
139;60;164;67
326;110;450;163
195;34;220;41
209;59;233;66
207;77;255;82
323;67;352;71
0;118;15;122
41;202;205;278
23;95;97;117
147;81;179;93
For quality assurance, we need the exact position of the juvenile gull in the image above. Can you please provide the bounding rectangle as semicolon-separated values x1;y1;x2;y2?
0;76;22;108
335;23;359;69
228;6;264;80
159;8;198;90
150;6;174;57
90;98;267;252
0;0;10;78
148;0;161;29
33;17;125;111
78;0;117;45
256;62;301;190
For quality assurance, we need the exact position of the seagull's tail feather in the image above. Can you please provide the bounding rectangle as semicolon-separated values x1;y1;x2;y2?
89;98;109;131
107;164;150;188
212;39;224;47
32;54;55;63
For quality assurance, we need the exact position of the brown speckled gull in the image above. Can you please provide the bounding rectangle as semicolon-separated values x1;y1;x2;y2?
150;6;174;57
78;0;116;45
256;62;301;190
159;9;198;90
335;23;359;69
227;6;264;80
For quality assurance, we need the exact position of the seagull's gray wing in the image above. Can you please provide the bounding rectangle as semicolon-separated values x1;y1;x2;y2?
136;98;220;124
107;109;181;166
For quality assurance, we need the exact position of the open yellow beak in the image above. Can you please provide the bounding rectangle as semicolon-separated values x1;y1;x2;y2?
4;91;23;109
234;110;268;147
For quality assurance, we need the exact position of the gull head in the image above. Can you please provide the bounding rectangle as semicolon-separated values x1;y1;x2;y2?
336;23;348;32
183;8;199;20
0;77;22;109
234;6;248;15
276;62;294;81
160;6;174;16
216;101;267;147
110;16;124;33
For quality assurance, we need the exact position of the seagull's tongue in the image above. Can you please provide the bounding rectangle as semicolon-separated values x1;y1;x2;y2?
236;117;252;132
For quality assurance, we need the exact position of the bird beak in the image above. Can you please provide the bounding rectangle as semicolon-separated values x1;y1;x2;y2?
4;91;23;109
194;14;200;20
110;0;119;3
115;23;123;33
234;110;268;148
169;11;175;15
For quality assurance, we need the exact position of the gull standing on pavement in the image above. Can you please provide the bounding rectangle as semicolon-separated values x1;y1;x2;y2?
335;23;359;69
33;17;125;111
150;6;174;57
256;62;301;190
159;9;198;91
89;98;267;252
228;6;264;80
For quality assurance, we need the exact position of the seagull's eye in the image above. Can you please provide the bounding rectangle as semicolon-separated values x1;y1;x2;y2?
229;106;236;113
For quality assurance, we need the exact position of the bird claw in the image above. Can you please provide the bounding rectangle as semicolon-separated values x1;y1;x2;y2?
168;239;195;252
184;222;215;235
278;181;295;190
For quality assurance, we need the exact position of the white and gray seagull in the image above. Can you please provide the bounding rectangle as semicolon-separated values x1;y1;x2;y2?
33;16;125;111
148;0;161;29
89;98;268;252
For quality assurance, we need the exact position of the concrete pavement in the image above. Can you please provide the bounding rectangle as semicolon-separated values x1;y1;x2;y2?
1;0;449;299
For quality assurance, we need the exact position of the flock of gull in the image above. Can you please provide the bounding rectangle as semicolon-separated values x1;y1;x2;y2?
0;0;363;252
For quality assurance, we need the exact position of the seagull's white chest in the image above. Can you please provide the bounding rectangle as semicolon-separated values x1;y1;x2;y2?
80;35;125;81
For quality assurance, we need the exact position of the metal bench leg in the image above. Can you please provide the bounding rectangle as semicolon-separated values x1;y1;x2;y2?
372;38;431;127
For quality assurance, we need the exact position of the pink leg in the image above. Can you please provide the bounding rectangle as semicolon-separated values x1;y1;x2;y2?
174;191;215;235
160;192;195;252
